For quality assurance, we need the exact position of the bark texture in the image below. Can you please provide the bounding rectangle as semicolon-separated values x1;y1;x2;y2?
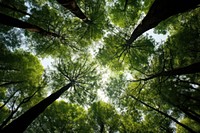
0;13;60;37
0;83;72;133
126;0;200;45
131;62;200;82
56;0;90;23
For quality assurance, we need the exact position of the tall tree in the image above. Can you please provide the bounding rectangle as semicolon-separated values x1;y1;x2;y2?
0;0;199;132
0;83;72;133
25;101;92;133
0;55;99;133
126;0;200;45
130;61;200;82
56;0;90;23
0;13;60;37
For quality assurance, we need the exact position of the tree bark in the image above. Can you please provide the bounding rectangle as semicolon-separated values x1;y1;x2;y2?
100;122;104;133
130;95;197;133
126;0;200;45
0;13;60;37
56;0;90;23
131;62;200;82
0;83;72;133
0;2;31;16
0;81;24;87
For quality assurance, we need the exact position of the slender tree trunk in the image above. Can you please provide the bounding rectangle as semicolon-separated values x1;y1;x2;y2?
0;89;19;110
100;123;104;133
0;83;72;133
0;2;31;16
56;0;90;23
0;81;24;87
0;13;60;37
130;95;197;133
126;0;200;45
131;62;200;82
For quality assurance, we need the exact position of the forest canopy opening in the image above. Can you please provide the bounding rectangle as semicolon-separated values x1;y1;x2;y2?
0;0;200;132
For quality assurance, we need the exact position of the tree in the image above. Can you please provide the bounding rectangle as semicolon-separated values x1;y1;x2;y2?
0;56;99;133
56;0;90;23
0;13;59;37
126;0;200;45
130;61;200;82
25;101;92;133
0;43;45;129
88;101;121;133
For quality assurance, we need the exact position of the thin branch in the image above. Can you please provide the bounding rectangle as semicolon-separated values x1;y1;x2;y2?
0;89;19;110
0;81;24;87
123;0;129;11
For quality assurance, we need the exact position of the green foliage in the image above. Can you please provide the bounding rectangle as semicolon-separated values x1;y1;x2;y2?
97;34;155;71
26;101;92;133
49;54;100;105
0;0;200;132
88;101;121;132
0;47;44;88
177;118;200;133
0;0;27;19
107;0;154;28
0;42;45;126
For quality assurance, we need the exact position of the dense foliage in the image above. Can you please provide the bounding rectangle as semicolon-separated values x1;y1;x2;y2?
0;0;199;132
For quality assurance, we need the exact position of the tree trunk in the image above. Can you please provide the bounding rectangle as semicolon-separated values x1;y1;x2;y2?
56;0;90;23
100;123;104;133
130;95;197;133
0;2;31;16
131;62;200;82
0;83;72;133
0;81;24;87
0;13;60;37
126;0;200;45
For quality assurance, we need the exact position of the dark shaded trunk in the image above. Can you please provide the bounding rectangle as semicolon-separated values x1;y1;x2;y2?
126;0;200;45
131;62;200;82
123;0;129;11
0;2;31;16
100;123;104;133
130;95;197;133
0;81;24;87
0;83;72;133
0;13;60;37
56;0;90;23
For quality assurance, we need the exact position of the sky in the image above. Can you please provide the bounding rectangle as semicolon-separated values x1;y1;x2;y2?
146;29;168;43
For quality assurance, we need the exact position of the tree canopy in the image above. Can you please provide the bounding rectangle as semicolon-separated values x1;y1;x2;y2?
0;0;200;132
